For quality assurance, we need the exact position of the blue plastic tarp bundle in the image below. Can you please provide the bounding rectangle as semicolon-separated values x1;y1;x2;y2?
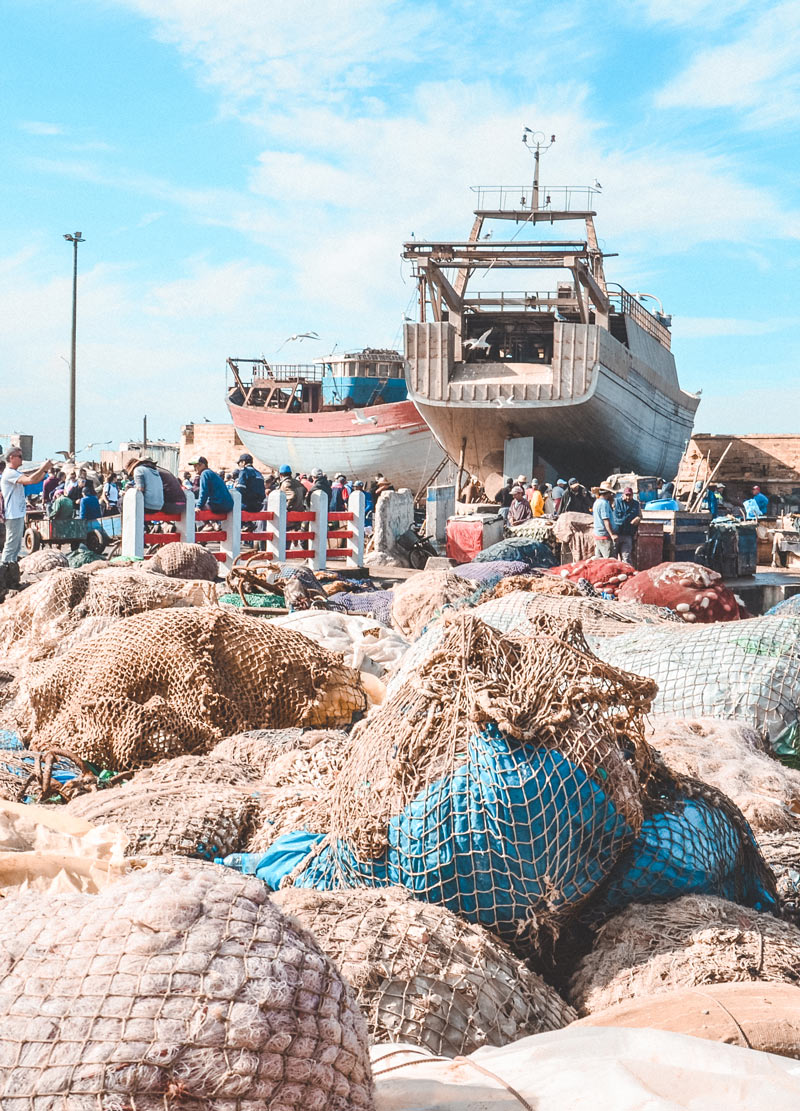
472;539;558;569
241;725;635;946
596;794;777;917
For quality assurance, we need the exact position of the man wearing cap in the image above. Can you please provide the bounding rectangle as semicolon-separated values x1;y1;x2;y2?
560;477;593;516
550;479;567;515
0;447;52;565
612;486;641;564
190;456;233;515
527;477;544;517
592;485;618;558
277;464;307;511
507;484;532;526
235;453;266;513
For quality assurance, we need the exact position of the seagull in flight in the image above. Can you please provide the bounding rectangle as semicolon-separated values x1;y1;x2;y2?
276;330;320;352
463;328;493;353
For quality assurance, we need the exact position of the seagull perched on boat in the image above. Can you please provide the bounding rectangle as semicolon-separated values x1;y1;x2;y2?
463;328;493;353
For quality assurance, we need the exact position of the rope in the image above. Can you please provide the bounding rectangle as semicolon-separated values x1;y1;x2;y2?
371;1050;535;1110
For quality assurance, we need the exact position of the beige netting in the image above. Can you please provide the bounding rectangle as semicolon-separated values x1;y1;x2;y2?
390;570;475;640
65;777;261;859
486;591;682;639
125;753;261;788
18;549;68;581
489;573;583;598
0;567;216;664
758;831;800;912
329;611;656;860
0;861;373;1109
211;728;322;772
647;717;800;833
15;608;366;770
272;886;576;1057
567;894;800;1016
247;732;352;852
149;541;221;580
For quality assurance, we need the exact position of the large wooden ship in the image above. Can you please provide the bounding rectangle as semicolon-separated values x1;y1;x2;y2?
403;136;701;485
227;348;447;488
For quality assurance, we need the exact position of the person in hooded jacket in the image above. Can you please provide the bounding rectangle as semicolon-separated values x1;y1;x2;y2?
235;453;266;513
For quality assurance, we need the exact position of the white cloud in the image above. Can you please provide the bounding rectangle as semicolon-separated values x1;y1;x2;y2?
19;120;64;136
633;0;754;28
656;1;800;127
672;316;789;339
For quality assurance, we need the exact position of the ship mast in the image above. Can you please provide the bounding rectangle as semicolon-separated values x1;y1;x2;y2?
522;129;556;212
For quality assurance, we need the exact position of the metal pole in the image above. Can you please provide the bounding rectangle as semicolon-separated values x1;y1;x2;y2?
142;415;147;457
64;231;84;459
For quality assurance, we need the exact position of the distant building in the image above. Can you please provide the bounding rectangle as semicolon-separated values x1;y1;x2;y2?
0;433;34;461
676;434;800;511
101;440;180;475
179;423;270;475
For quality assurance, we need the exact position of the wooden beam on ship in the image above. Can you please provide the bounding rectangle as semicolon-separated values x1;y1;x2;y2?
455;215;484;299
427;263;463;315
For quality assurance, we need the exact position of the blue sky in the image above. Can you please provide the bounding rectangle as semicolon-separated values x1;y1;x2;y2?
2;0;799;460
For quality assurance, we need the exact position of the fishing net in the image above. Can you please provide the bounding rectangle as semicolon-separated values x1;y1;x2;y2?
390;571;475;639
210;728;339;773
15;608;366;770
489;573;582;598
329;589;394;627
66;546;106;568
271;886;576;1057
767;594;800;617
547;558;635;598
0;861;373;1109
647;717;800;833
590;758;777;919
617;561;740;622
149;541;221;580
758;831;800;918
591;616;800;749
0;567;216;665
126;753;260;788
505;518;556;546
471;538;557;568
285;612;657;947
18;549;68;581
66;777;261;860
567;894;800;1016
451;559;530;584
247;731;354;853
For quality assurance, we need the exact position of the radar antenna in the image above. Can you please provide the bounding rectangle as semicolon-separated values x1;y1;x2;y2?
521;128;556;211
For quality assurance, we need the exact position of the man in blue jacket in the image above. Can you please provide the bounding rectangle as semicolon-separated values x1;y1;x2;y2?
235;453;266;512
190;456;234;515
612;485;641;564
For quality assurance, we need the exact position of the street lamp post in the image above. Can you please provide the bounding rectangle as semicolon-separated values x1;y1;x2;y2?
63;232;85;459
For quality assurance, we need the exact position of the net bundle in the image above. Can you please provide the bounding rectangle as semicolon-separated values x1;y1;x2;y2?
0;861;373;1109
591;615;800;749
211;728;335;773
18;607;366;770
272;886;576;1057
389;571;476;640
18;549;68;581
567;894;800;1016
758;831;800;916
0;566;216;664
148;541;221;581
647;717;800;834
292;611;657;946
66;776;261;860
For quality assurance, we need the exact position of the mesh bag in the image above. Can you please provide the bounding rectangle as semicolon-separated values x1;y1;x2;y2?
451;560;530;583
149;541;221;581
648;717;800;834
758;831;800;916
0;567;215;664
210;728;344;773
567;894;800;1016
65;778;261;859
287;612;657;947
617;561;740;622
471;538;557;568
590;760;777;918
18;550;68;581
126;753;260;787
505;517;556;544
0;861;373;1109
767;594;800;617
547;558;635;598
390;571;475;640
591;616;800;749
16;608;366;769
272;886;576;1057
329;590;394;627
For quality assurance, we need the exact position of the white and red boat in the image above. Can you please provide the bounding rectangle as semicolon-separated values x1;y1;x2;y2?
226;349;450;489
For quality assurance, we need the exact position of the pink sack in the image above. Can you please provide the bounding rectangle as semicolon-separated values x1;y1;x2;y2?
617;562;740;622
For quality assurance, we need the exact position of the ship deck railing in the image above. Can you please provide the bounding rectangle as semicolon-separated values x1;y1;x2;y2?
469;184;600;213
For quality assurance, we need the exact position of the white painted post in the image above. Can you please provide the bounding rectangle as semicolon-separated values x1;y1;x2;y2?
310;489;328;571
121;487;144;559
219;489;241;573
347;490;365;568
266;489;286;561
176;490;196;544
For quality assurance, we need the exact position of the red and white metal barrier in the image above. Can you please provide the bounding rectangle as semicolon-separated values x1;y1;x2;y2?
121;486;365;570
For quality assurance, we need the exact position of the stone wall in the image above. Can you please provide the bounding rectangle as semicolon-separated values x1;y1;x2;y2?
676;434;800;499
179;423;270;475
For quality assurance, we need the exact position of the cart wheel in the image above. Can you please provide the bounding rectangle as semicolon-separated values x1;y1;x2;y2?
23;528;41;553
85;529;107;555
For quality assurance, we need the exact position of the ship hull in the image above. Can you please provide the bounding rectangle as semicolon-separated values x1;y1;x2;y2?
228;397;446;489
405;319;699;484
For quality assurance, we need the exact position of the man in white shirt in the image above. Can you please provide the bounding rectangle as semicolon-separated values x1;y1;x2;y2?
1;447;52;564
